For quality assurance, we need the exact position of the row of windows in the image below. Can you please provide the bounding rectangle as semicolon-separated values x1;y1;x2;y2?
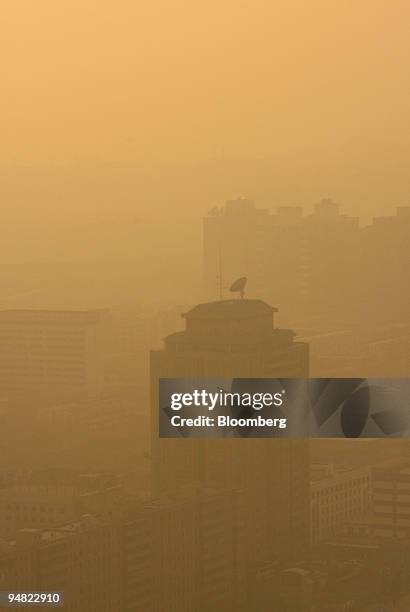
312;476;369;495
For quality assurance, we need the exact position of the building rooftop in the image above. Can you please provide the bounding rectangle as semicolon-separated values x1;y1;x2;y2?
183;299;277;320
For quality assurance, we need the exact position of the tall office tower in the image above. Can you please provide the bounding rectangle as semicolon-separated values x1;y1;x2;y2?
150;298;310;564
0;310;107;401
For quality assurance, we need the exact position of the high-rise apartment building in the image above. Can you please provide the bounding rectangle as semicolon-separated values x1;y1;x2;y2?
203;197;360;327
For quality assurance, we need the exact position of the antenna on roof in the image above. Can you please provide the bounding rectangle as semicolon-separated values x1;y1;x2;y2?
229;277;247;299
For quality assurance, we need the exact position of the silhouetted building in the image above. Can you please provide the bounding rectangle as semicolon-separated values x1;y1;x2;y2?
152;299;308;378
151;298;310;564
124;487;246;612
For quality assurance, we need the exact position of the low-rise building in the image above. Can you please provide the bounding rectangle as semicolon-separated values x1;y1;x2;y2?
311;464;372;544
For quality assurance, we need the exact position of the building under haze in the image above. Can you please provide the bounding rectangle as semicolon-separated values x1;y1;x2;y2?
203;197;360;327
0;515;123;612
0;485;246;612
204;198;410;379
0;309;107;401
151;298;308;379
150;297;310;564
310;464;372;545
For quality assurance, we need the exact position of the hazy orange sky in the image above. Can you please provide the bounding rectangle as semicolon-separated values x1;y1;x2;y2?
1;0;409;164
1;1;409;308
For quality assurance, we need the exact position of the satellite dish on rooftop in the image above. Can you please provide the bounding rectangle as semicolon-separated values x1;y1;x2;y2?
229;277;247;299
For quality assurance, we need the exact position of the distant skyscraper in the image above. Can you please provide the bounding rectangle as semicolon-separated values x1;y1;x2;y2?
150;298;310;563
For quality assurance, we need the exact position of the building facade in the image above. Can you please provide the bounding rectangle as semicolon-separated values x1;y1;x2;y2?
0;310;107;401
150;298;310;564
310;464;372;545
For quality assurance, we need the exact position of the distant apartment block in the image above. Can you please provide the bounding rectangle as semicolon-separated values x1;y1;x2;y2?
0;310;107;400
344;459;410;541
0;516;123;611
203;198;410;377
104;303;187;397
0;486;246;612
367;461;410;539
124;487;246;612
0;484;80;539
310;464;372;545
203;197;360;326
